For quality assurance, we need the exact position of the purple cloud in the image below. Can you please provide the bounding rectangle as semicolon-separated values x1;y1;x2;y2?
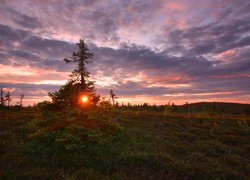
0;0;249;105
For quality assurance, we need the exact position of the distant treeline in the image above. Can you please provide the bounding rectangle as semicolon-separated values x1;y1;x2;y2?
116;102;250;116
0;88;24;107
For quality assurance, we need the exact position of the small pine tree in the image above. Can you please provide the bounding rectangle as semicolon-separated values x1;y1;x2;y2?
5;91;11;107
49;39;100;107
20;94;24;107
0;88;5;107
110;89;116;106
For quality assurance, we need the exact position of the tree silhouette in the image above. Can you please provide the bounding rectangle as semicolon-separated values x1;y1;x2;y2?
49;39;99;107
5;91;11;107
110;89;116;106
0;88;5;107
20;94;24;107
63;39;93;91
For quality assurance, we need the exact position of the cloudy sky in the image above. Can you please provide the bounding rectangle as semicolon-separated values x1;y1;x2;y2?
0;0;250;105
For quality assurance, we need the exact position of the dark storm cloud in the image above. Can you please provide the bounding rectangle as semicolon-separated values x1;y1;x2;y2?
166;18;250;56
0;24;75;71
90;43;215;78
12;12;42;29
0;24;28;46
0;52;11;65
0;82;59;97
22;35;76;58
8;49;40;61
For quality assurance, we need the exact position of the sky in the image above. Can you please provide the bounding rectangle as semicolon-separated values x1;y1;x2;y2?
0;0;250;106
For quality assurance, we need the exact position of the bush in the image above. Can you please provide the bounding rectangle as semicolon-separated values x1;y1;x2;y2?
21;131;86;167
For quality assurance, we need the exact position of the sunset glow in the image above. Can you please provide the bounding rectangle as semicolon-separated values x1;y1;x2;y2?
81;96;88;103
0;0;249;106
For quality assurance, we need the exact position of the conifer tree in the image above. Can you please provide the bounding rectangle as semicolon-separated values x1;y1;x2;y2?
5;91;11;107
63;39;93;90
0;88;5;107
49;39;99;107
20;94;24;107
110;89;116;106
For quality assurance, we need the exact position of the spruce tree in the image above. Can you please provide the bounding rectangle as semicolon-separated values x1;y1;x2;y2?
0;88;5;107
110;89;116;106
49;39;99;107
5;91;11;107
20;94;24;107
64;39;93;90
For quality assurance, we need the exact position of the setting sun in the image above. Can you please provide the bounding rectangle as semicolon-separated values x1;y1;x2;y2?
81;95;88;103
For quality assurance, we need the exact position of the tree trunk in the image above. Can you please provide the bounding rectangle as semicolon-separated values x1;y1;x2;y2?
79;52;85;90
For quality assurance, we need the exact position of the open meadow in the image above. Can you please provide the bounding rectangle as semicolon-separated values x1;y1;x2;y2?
0;106;249;179
1;1;250;179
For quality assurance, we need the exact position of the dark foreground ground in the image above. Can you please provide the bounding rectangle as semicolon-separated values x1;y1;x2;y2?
0;108;249;179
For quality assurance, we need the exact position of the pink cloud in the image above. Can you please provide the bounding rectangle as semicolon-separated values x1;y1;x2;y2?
164;2;186;11
0;65;67;84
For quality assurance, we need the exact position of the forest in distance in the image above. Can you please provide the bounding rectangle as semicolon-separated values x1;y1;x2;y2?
0;39;250;179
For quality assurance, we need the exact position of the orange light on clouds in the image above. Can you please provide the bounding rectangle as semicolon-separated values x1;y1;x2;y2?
81;95;88;103
164;2;186;11
0;65;35;75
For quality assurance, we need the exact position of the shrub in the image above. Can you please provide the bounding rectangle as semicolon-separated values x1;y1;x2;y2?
21;131;86;167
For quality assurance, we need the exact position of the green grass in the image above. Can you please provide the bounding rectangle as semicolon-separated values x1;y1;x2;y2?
0;108;249;179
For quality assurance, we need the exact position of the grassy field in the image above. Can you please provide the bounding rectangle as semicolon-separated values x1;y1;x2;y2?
0;107;250;179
